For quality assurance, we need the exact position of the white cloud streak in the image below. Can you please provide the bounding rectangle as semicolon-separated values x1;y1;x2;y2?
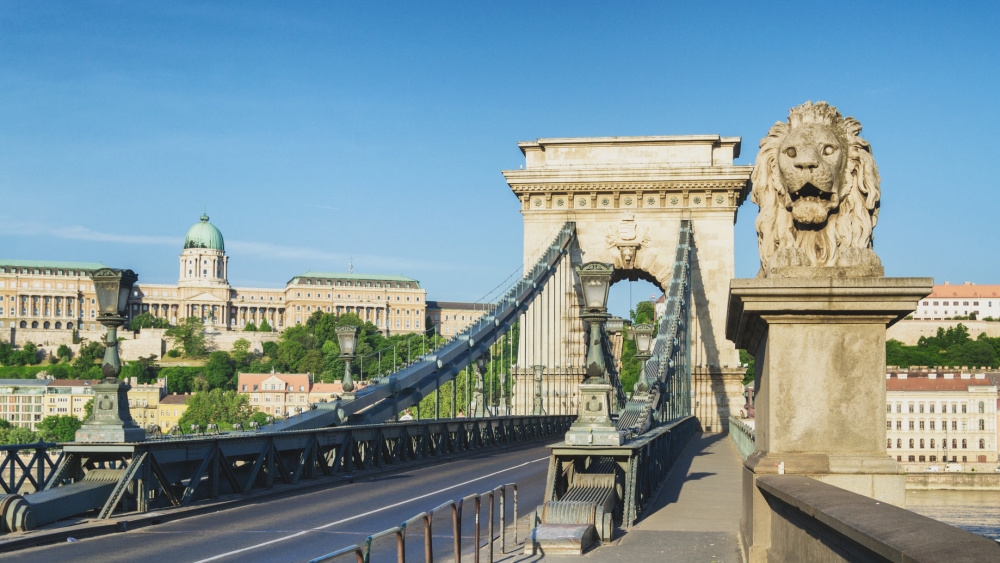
0;218;460;272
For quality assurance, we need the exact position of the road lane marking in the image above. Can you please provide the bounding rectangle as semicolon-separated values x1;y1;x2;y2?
191;456;547;563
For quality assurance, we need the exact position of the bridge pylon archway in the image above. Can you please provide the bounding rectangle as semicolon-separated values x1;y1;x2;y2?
502;135;753;432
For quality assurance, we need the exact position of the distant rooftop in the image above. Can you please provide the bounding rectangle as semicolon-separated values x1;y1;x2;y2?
0;260;106;271
927;282;1000;299
289;272;420;287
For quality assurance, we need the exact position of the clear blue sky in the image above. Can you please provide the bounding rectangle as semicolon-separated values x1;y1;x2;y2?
2;2;998;319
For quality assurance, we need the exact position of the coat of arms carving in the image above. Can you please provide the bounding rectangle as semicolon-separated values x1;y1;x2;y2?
606;212;650;268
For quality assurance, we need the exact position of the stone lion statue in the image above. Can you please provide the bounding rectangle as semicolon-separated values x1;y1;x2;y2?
751;101;882;276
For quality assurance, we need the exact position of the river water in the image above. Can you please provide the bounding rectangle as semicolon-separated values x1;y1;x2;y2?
905;489;1000;542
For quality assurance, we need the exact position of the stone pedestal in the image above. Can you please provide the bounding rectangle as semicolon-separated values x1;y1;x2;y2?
564;381;626;446
726;274;932;563
75;379;145;443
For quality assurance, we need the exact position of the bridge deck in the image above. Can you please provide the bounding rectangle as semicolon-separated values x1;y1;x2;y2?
524;432;743;563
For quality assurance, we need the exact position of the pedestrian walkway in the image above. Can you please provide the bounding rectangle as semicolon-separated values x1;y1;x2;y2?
504;432;744;563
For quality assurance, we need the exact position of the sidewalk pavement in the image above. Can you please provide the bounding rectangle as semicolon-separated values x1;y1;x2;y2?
499;432;744;563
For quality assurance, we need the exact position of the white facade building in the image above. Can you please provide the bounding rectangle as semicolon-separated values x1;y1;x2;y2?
886;370;999;470
914;282;1000;320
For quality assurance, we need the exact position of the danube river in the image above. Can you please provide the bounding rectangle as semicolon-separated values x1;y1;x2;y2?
906;489;1000;541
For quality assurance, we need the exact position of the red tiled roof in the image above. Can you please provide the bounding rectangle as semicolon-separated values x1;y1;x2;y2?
886;376;993;392
925;283;1000;299
237;373;311;390
160;394;192;405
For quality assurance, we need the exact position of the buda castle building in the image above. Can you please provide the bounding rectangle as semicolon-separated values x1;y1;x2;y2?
0;214;427;339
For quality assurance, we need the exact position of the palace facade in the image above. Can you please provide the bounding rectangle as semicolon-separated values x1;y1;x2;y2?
0;214;427;338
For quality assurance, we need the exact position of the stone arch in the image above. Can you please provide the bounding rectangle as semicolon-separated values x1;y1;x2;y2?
504;134;753;432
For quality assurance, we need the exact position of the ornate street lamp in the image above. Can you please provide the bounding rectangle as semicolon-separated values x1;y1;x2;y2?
337;325;360;400
531;364;546;415
565;262;626;447
575;262;614;384
472;352;489;417
630;323;655;394
75;268;145;443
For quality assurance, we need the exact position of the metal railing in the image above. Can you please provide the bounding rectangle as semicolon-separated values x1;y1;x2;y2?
0;441;62;494
728;415;755;461
308;483;519;563
42;416;569;524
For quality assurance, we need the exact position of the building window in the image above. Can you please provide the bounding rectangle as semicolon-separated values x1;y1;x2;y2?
962;404;967;413
980;439;986;449
929;403;935;414
962;439;967;449
930;420;935;430
930;439;935;448
886;421;891;430
909;420;914;430
952;420;958;430
952;439;957;449
919;420;925;430
896;404;901;413
896;439;901;449
919;404;924;413
919;439;924;449
896;420;902;430
979;401;985;413
980;419;985;431
887;438;892;448
909;439;914;448
886;404;891;413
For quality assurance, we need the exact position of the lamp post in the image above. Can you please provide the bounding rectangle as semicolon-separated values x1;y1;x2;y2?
564;262;627;446
531;364;546;415
472;352;489;417
75;268;145;443
630;323;655;395
576;262;614;384
337;325;360;401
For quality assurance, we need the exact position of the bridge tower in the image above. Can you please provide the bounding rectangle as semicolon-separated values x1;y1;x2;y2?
503;136;752;432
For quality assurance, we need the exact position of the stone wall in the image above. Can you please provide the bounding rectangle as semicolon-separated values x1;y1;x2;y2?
887;319;1000;345
906;472;1000;491
750;474;1000;563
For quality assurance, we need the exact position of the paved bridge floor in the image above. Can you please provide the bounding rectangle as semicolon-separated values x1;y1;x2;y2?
521;432;744;563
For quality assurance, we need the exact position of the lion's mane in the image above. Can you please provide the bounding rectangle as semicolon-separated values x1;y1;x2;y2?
750;101;881;275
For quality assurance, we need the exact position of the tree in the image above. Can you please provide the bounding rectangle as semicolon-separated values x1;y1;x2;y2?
37;415;82;442
83;398;94;421
178;389;254;431
204;351;236;389
129;312;170;331
56;344;72;361
73;341;105;373
0;342;12;366
121;355;159;384
276;340;306;372
17;342;41;366
262;341;278;358
166;317;207;358
740;349;755;384
0;426;39;446
258;319;272;332
243;322;258;332
297;349;324;375
630;301;657;325
231;338;253;367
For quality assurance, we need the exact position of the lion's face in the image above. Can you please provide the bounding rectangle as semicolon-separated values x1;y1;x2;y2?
777;123;846;226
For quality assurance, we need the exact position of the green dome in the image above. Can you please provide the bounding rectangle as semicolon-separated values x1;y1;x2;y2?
184;214;225;251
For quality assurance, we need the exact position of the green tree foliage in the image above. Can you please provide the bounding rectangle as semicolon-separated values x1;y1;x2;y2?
261;341;278;358
231;338;253;367
73;341;105;374
8;342;42;366
740;349;755;384
121;355;159;384
37;415;82;442
177;389;254;431
243;321;258;332
203;351;236;389
0;426;39;445
56;344;72;361
129;312;170;331
887;324;1000;368
258;319;272;332
83;398;93;420
166;317;207;358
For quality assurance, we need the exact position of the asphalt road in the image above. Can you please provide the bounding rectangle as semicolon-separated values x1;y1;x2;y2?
3;441;554;563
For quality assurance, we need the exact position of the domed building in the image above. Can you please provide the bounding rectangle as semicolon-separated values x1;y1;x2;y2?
0;212;428;343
